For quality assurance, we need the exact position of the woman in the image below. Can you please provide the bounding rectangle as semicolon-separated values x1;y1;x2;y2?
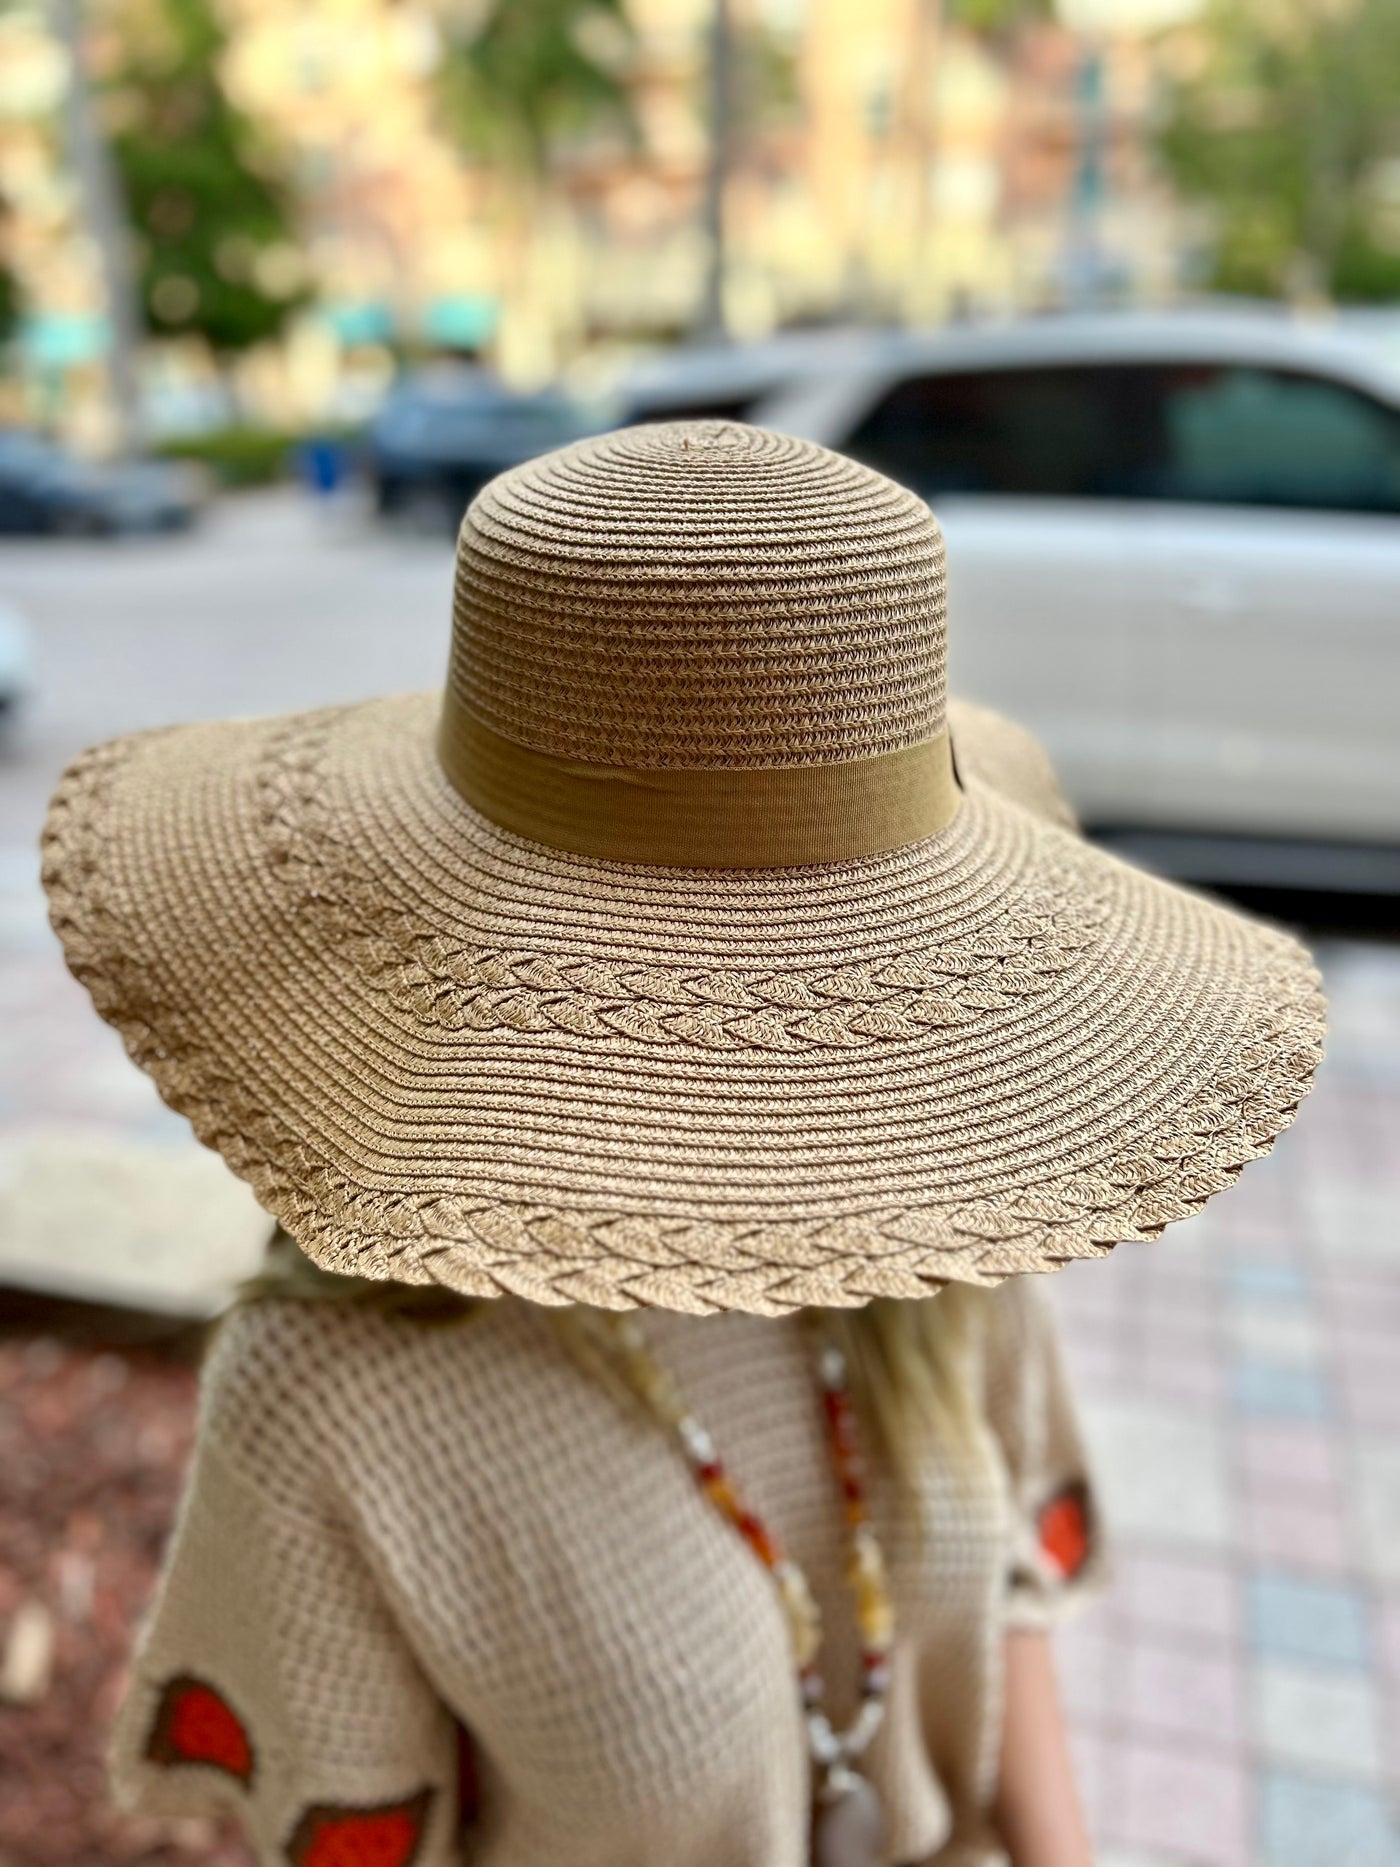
43;422;1324;1867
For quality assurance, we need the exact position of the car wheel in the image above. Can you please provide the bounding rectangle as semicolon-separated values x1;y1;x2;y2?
50;507;107;538
396;483;458;538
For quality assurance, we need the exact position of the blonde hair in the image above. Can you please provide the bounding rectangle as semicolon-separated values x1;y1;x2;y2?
243;1229;987;1496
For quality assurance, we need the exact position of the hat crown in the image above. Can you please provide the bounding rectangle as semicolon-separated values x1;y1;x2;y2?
447;420;947;771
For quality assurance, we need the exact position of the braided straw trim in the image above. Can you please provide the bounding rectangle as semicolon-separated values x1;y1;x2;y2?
258;708;1107;1055
355;935;1098;1052
41;723;1327;1316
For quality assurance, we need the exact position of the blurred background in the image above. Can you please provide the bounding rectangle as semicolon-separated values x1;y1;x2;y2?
1;0;1399;1862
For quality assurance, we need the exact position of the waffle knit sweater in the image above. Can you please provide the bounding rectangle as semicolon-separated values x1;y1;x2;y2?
110;1279;1101;1867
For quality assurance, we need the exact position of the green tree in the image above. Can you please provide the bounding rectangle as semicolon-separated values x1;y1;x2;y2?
436;0;636;364
947;0;1049;35
0;196;18;349
106;0;306;353
1159;0;1400;302
0;265;18;349
438;0;636;179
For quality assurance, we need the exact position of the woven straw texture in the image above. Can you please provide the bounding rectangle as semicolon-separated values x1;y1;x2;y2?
450;421;947;767
41;422;1326;1316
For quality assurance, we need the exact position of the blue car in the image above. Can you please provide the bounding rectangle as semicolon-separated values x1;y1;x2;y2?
368;371;603;533
0;431;200;536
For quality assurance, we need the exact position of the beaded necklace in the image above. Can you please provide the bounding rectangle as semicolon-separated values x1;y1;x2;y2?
598;1315;894;1867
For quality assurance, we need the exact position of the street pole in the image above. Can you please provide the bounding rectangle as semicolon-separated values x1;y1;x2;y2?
50;0;144;455
695;0;733;342
1064;38;1106;308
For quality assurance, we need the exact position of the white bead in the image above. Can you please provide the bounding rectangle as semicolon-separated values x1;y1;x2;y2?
841;1699;887;1759
818;1346;846;1389
806;1710;841;1764
677;1416;716;1465
850;1524;880;1566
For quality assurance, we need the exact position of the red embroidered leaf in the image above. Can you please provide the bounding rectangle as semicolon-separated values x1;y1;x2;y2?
1037;1482;1092;1580
145;1674;254;1784
287;1788;435;1867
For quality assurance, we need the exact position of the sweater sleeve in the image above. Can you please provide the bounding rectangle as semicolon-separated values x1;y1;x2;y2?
981;1279;1107;1630
109;1367;462;1865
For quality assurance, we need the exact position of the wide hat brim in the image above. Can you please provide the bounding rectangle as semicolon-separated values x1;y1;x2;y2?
42;692;1325;1315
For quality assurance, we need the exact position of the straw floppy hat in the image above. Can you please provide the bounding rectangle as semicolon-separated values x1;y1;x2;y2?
42;421;1325;1315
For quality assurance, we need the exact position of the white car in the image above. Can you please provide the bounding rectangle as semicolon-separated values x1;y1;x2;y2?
754;311;1400;888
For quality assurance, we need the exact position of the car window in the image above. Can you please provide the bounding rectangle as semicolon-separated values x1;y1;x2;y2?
623;395;773;426
844;362;1400;514
376;397;589;457
0;434;59;473
1160;368;1400;510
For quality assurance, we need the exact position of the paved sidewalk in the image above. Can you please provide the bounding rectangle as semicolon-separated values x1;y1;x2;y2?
0;847;271;1313
3;835;1398;1863
1055;940;1400;1867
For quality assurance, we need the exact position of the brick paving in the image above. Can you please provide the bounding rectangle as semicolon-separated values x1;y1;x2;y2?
3;500;1398;1864
1055;941;1400;1867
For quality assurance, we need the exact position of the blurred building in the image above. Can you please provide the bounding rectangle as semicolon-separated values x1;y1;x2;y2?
0;0;1198;431
0;8;114;437
557;0;1191;346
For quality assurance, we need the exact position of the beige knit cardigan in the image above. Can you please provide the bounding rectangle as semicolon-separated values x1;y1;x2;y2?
109;1279;1101;1867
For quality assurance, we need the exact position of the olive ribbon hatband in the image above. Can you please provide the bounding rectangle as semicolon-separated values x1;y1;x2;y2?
436;696;962;869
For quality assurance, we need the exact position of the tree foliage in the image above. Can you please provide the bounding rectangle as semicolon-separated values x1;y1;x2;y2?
0;187;19;348
438;0;637;179
0;263;18;348
1159;0;1400;301
947;0;1050;37
106;0;306;352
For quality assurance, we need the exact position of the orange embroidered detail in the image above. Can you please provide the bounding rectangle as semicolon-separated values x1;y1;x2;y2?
286;1788;434;1867
1038;1483;1091;1580
146;1674;254;1784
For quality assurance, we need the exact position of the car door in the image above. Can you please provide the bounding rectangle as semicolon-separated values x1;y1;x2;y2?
839;364;1165;826
1104;363;1400;845
933;494;1148;823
